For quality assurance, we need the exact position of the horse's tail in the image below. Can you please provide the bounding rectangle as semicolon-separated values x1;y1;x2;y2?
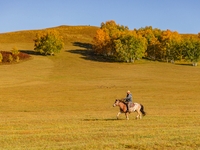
140;104;146;116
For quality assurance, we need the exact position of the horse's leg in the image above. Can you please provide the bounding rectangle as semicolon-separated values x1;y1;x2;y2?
136;110;140;119
139;110;142;119
116;112;121;119
137;109;143;119
125;113;129;120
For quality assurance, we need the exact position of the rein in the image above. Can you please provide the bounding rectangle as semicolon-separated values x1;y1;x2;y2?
117;100;128;112
118;100;126;105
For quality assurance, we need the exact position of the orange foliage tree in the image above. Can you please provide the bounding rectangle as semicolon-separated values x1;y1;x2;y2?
93;20;200;65
92;20;146;62
160;30;182;63
137;26;162;60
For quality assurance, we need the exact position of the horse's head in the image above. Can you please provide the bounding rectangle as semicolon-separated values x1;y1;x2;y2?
113;99;120;107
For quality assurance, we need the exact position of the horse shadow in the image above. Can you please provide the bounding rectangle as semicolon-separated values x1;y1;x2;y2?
82;118;117;121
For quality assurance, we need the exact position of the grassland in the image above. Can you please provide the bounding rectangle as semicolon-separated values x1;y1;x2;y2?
0;26;200;150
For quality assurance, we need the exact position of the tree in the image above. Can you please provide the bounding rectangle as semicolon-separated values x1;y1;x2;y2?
34;30;64;55
198;32;200;38
92;20;129;56
92;28;111;55
137;26;162;60
182;37;200;66
114;31;146;62
160;30;182;63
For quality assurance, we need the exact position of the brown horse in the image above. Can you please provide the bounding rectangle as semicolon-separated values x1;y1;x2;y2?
113;99;146;120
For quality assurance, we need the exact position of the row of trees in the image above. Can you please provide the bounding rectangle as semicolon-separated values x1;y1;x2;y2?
33;20;200;66
92;20;200;66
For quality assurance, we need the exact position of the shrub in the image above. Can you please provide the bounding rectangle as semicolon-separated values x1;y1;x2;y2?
11;47;20;62
0;51;31;64
0;53;2;63
8;54;13;62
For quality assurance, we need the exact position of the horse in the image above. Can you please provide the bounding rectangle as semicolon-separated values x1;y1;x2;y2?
112;99;146;120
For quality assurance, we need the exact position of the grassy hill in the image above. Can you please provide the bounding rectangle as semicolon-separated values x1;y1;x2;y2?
0;25;98;51
0;26;200;149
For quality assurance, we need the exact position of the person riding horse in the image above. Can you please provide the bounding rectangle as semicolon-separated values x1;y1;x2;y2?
124;90;133;112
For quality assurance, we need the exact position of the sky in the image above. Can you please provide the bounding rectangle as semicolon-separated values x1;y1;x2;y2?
0;0;200;34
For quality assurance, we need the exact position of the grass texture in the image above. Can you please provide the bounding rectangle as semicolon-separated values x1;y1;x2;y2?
0;26;200;150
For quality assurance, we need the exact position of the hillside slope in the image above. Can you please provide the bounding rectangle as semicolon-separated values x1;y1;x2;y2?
0;25;200;149
0;25;99;50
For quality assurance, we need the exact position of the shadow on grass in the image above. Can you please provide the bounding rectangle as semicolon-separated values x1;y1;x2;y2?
19;50;41;55
66;42;117;63
67;49;117;63
83;118;117;121
175;63;193;66
73;42;92;49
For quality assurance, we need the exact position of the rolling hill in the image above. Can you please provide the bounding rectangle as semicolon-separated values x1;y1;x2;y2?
0;25;99;51
0;25;199;149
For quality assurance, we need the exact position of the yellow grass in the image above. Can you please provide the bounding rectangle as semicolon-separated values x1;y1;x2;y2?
0;26;200;150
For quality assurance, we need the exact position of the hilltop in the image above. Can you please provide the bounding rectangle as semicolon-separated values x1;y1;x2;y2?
0;25;99;46
0;25;198;47
1;25;198;44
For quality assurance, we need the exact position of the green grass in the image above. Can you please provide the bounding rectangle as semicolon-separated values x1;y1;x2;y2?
0;26;200;150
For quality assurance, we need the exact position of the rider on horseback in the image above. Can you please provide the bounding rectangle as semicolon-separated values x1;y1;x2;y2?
124;90;132;112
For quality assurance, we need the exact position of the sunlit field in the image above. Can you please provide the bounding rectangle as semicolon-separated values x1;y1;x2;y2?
0;27;200;150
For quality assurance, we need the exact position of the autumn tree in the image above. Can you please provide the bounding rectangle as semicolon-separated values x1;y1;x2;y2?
34;30;64;55
92;20;147;62
92;20;129;56
137;26;162;60
160;30;182;63
92;28;111;55
198;32;200;38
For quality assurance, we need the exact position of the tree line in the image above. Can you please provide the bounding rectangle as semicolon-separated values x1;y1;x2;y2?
92;20;200;66
22;20;200;66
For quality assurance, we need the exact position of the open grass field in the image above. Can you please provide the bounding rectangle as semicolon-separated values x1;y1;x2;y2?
0;26;200;150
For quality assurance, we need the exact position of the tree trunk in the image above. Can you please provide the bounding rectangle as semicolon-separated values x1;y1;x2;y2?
193;62;198;66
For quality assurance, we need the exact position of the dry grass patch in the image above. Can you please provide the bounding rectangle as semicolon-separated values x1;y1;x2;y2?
0;27;200;149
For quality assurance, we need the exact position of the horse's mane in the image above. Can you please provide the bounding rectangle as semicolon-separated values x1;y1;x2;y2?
117;99;126;104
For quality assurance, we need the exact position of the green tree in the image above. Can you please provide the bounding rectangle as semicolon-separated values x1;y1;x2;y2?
114;31;146;62
34;30;64;55
183;37;200;66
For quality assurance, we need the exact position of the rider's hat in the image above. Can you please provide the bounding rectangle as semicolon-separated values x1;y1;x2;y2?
127;90;130;93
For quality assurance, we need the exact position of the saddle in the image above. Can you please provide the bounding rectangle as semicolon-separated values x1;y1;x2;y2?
126;102;135;113
129;102;135;107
